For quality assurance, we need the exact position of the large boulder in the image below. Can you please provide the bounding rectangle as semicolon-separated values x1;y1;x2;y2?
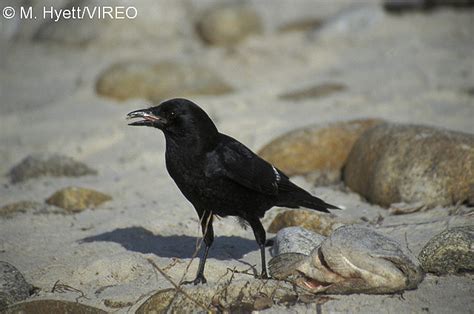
344;123;474;207
258;119;383;184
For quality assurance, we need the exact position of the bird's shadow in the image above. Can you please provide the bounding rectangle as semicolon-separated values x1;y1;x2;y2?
80;226;257;260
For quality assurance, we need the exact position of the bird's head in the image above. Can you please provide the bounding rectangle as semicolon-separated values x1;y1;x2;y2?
127;98;218;144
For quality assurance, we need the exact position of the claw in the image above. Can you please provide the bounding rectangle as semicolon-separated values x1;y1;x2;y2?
257;270;270;280
182;274;207;285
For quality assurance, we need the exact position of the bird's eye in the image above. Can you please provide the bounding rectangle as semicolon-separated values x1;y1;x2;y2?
169;111;176;118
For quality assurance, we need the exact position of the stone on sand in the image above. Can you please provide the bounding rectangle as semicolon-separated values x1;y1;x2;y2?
8;153;97;183
344;123;474;207
45;187;111;213
269;225;424;294
271;226;326;256
0;201;47;218
258;119;383;184
2;300;106;314
196;4;262;46
278;83;347;101
278;18;323;33
0;262;32;310
103;299;134;309
268;210;349;237
96;61;233;102
384;0;474;12
137;280;300;313
418;226;474;275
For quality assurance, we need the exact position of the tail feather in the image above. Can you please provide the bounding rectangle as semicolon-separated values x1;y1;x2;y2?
278;189;339;213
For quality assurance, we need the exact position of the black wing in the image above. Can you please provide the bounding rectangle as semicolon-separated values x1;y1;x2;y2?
206;134;295;196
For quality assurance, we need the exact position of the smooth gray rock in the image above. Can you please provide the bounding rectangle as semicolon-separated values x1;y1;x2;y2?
418;226;474;275
0;262;32;310
8;153;97;183
269;225;424;294
271;226;326;256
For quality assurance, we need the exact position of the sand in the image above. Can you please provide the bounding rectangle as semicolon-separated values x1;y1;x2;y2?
0;0;473;312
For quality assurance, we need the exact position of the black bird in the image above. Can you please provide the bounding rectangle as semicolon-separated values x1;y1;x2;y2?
127;98;338;285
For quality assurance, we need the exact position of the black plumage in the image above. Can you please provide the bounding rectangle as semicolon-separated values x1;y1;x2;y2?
127;98;338;284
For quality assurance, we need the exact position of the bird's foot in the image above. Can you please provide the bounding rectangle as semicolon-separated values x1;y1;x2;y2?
182;274;207;285
256;270;270;280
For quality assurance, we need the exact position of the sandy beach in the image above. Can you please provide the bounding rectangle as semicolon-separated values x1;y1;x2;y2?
1;0;473;312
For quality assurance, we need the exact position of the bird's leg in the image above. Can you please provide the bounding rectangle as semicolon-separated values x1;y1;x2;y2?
247;217;269;279
183;210;214;285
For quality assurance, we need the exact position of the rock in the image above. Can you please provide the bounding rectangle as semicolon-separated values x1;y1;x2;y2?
0;262;32;310
278;18;323;33
305;170;343;187
388;201;426;215
258;119;383;181
8;153;97;183
0;201;77;217
137;288;174;313
384;0;474;12
137;280;300;313
344;123;474;207
96;61;233;102
0;201;47;218
268;210;348;237
269;225;424;294
271;227;326;256
418;226;474;275
278;83;347;101
103;299;134;309
383;0;429;12
2;300;106;313
253;295;273;310
45;187;112;213
196;4;262;46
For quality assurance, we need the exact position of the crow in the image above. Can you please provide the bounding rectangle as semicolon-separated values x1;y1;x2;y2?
127;98;338;285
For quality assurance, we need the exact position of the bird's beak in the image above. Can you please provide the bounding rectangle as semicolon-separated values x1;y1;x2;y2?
126;108;167;127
